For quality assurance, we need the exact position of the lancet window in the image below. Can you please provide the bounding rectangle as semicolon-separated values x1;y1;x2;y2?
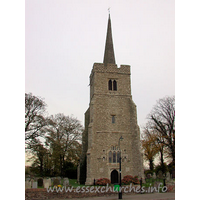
108;146;120;163
108;80;117;91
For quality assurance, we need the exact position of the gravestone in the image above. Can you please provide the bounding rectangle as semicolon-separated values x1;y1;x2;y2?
56;177;61;182
51;177;55;184
32;181;38;189
63;178;69;186
48;178;52;187
53;178;60;186
157;170;163;179
38;178;43;187
30;179;34;185
25;181;31;189
152;172;156;179
43;178;51;188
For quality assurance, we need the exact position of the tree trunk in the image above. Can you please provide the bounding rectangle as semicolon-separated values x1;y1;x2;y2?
60;154;62;176
149;159;154;171
171;146;175;166
39;158;43;176
160;149;164;165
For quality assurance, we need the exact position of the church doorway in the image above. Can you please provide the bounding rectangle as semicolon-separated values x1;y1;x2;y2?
111;169;118;184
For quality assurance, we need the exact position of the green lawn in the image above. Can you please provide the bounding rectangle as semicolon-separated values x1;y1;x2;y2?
69;179;85;187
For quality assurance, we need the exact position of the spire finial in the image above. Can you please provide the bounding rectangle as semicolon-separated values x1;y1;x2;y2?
108;7;110;14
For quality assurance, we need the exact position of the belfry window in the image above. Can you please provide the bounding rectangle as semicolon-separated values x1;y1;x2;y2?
108;79;117;91
108;80;112;90
113;80;117;91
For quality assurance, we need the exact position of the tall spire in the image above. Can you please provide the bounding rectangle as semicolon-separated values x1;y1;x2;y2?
103;14;116;66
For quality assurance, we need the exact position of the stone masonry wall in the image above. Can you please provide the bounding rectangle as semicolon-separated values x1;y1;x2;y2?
82;63;143;185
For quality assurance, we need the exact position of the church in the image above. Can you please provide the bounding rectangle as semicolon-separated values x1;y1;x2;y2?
78;14;144;185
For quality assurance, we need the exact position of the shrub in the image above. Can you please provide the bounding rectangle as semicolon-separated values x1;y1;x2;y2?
155;163;168;175
144;170;154;176
132;176;140;185
96;178;111;186
122;175;139;185
122;175;133;185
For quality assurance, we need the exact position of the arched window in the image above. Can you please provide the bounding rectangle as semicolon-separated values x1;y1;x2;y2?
109;146;121;163
109;151;112;163
113;151;116;163
108;80;112;90
113;80;117;91
117;151;121;163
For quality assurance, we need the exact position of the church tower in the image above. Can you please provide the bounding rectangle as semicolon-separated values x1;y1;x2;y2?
78;14;143;185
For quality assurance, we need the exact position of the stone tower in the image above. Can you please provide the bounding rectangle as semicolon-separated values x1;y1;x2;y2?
78;14;143;185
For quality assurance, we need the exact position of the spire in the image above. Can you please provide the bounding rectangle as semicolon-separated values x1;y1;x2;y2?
103;14;116;66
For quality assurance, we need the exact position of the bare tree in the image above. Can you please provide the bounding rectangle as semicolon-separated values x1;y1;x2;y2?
148;96;175;165
25;93;47;149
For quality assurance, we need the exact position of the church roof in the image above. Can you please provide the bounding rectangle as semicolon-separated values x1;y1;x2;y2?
103;14;116;66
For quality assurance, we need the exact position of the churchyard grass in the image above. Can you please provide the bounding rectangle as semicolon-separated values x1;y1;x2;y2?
69;179;85;187
145;178;164;185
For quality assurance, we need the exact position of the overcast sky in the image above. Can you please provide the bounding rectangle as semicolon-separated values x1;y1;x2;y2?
25;0;175;128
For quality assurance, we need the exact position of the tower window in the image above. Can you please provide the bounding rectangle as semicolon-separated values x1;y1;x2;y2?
108;79;117;91
117;151;121;163
113;80;117;91
108;80;112;90
109;151;112;163
113;151;116;163
108;146;121;163
112;115;115;123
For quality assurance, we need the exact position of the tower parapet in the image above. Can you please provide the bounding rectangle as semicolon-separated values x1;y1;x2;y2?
91;63;130;77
